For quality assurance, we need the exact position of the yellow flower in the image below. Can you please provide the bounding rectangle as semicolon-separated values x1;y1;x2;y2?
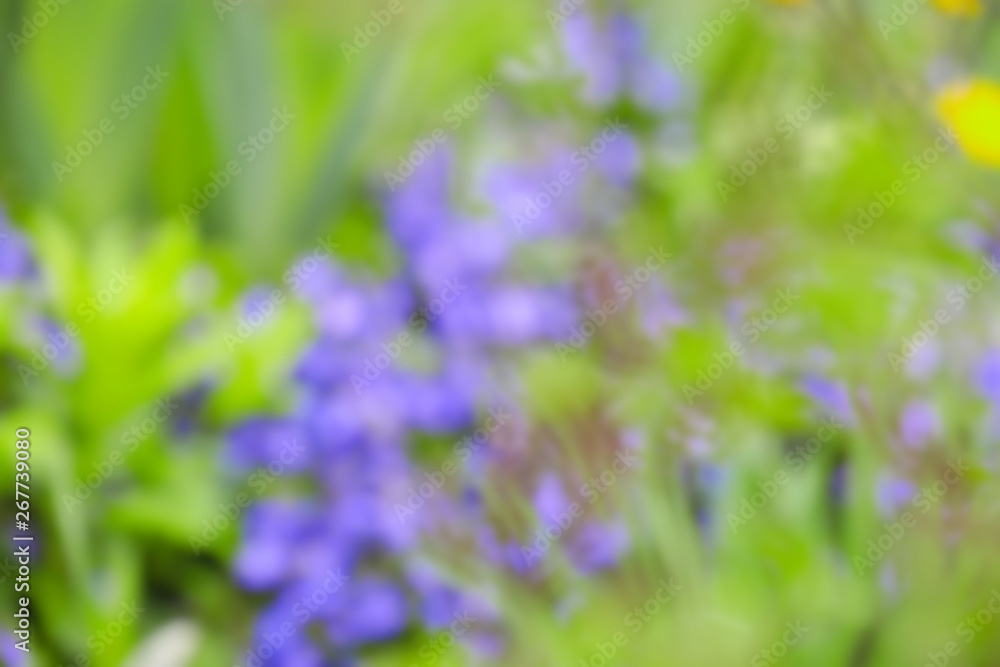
932;0;982;16
937;78;1000;167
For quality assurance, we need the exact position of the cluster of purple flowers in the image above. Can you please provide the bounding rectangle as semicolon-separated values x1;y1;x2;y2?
226;7;691;664
226;151;535;664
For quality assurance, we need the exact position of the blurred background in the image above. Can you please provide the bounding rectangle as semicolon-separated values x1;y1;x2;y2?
2;0;1000;664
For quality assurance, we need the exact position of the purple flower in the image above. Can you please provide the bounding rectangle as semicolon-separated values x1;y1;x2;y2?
945;220;992;254
475;526;537;575
394;373;477;433
630;58;684;112
293;339;359;389
233;500;319;591
875;474;916;518
226;418;310;472
800;375;857;426
560;12;683;111
437;286;578;345
483;155;585;239
0;631;27;666
169;382;213;437
899;400;940;449
312;279;413;343
974;350;1000;404
533;472;572;521
227;8;679;656
250;598;330;666
31;318;81;376
384;147;454;252
568;519;630;573
407;564;497;631
903;339;941;380
638;282;688;338
324;579;409;647
561;13;623;106
410;222;512;293
593;130;642;186
331;485;416;553
0;218;36;284
413;579;468;629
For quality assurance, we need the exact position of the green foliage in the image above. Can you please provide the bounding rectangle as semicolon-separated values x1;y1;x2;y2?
2;0;1000;664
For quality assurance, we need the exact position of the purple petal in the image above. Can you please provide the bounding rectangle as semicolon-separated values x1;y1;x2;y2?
0;631;28;666
397;374;476;433
436;286;577;345
631;59;684;112
226;418;310;472
875;474;916;518
800;376;857;426
483;157;585;239
974;350;1000;403
325;579;409;646
899;400;940;449
233;500;317;591
491;287;578;343
560;13;624;106
569;519;630;573
534;472;571;522
384;147;454;252
412;223;511;293
0;219;36;283
593;131;642;185
251;599;329;667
